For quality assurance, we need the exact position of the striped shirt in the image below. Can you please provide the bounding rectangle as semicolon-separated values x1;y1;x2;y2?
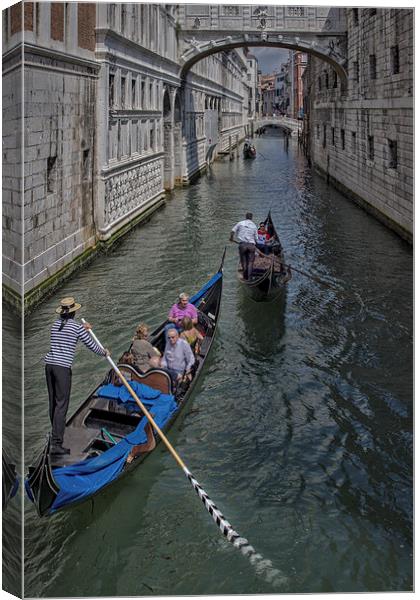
44;319;106;369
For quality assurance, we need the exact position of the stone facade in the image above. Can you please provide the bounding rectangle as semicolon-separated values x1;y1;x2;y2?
2;5;413;311
303;8;413;241
2;3;252;308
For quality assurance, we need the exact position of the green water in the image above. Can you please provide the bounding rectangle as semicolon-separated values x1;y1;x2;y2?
18;132;412;595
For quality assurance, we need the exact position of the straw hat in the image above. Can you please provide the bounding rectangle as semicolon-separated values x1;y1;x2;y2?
56;296;82;314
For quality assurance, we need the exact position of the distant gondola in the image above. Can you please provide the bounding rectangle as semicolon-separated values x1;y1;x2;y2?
243;142;257;159
237;212;291;301
25;253;225;517
2;449;18;510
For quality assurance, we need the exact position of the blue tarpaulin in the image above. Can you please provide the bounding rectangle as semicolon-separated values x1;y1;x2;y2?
50;382;177;512
190;271;221;306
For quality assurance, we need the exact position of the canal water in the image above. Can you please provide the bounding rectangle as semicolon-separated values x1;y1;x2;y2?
20;129;412;595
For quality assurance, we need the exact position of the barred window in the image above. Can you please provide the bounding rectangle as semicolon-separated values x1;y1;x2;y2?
323;124;327;148
341;129;345;150
352;131;356;153
368;135;374;161
333;71;338;88
352;8;359;25
132;77;136;108
223;6;239;16
353;61;359;83
387;139;398;169
121;76;126;108
317;124;320;139
109;74;114;108
391;45;399;74
288;7;304;17
369;55;377;80
331;127;335;146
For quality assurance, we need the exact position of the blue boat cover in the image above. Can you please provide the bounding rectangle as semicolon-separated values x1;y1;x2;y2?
50;381;177;512
190;271;221;306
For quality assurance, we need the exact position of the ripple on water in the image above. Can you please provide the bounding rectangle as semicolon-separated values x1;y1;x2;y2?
21;132;413;595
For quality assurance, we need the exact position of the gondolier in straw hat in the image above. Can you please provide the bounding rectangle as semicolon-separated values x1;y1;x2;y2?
44;297;109;456
230;212;259;280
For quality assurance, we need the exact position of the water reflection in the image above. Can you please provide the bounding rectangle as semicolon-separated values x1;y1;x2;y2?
21;130;412;596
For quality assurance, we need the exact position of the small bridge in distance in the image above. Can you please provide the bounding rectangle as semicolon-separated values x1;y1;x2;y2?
253;116;302;137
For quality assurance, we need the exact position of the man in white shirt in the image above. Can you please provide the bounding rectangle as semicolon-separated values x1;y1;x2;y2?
230;212;258;280
161;328;195;383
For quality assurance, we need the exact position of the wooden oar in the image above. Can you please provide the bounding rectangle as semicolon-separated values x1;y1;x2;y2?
282;262;340;291
82;319;285;586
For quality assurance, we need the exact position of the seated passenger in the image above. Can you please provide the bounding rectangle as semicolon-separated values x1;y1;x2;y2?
165;292;198;339
131;323;161;373
161;328;195;384
256;222;272;255
180;316;203;354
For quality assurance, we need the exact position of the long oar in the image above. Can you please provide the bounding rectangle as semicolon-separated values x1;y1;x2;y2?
82;319;286;586
281;262;340;291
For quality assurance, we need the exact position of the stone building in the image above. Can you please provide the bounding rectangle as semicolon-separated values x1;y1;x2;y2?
293;51;307;119
2;3;252;310
244;51;259;119
303;8;413;241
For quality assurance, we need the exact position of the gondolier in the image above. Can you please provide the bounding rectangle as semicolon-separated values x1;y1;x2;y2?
230;212;258;280
45;297;109;456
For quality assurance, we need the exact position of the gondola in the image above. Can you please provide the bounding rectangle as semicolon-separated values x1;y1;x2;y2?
243;143;257;159
25;252;225;517
2;449;18;510
237;212;291;301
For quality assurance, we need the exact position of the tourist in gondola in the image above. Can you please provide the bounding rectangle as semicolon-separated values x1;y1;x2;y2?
180;316;203;354
256;222;272;255
131;322;161;373
165;292;198;339
45;297;109;456
161;328;195;384
230;212;258;280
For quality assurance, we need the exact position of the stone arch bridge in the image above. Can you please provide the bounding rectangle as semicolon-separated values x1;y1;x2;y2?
176;4;348;82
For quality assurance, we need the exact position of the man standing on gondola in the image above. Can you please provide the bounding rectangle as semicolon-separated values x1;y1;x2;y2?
44;297;109;456
230;212;258;280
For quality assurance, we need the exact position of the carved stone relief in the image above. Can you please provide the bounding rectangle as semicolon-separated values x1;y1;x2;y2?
104;159;162;225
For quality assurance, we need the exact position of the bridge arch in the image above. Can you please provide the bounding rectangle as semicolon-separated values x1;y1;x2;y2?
180;36;347;85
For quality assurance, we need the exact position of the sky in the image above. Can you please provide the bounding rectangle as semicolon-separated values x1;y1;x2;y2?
248;47;290;75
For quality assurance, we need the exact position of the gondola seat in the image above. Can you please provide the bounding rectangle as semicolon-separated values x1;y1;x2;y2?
112;364;173;395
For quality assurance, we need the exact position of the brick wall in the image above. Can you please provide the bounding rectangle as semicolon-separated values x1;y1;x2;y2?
10;2;33;34
50;3;64;42
78;3;96;51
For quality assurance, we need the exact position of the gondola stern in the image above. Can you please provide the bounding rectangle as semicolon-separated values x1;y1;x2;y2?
26;437;60;517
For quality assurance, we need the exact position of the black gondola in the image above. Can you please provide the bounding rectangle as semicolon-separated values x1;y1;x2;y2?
2;449;18;510
243;142;257;159
26;253;225;517
237;212;291;301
